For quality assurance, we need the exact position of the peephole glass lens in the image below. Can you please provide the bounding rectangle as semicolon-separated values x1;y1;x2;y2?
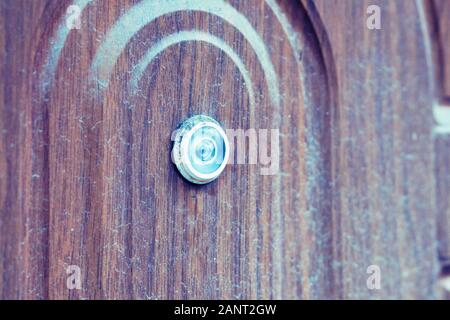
189;125;225;175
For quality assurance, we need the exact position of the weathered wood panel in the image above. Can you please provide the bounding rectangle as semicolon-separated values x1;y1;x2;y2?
431;0;450;99
0;0;448;300
430;0;450;266
0;1;50;299
305;0;441;299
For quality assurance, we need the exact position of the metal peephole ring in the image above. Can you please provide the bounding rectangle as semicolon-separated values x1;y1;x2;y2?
171;115;230;184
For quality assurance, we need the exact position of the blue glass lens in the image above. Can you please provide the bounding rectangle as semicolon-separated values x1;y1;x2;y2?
189;125;225;175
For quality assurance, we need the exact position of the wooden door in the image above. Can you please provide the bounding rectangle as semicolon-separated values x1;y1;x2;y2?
0;0;449;299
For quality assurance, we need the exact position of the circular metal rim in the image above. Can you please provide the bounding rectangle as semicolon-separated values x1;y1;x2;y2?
172;115;230;184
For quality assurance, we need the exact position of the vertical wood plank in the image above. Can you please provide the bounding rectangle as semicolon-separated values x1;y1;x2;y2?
306;0;441;298
429;0;450;265
432;0;450;98
0;0;49;299
41;0;333;299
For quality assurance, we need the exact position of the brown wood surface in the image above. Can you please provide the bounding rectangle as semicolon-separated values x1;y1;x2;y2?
0;0;448;299
431;0;450;99
430;0;450;265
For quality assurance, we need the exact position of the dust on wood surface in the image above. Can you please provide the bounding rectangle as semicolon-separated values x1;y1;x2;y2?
0;0;448;299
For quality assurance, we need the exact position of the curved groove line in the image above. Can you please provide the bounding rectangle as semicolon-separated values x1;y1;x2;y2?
265;0;340;296
41;0;92;92
265;0;302;61
257;0;293;298
266;0;308;297
129;30;255;114
416;0;450;133
106;2;281;296
90;0;280;109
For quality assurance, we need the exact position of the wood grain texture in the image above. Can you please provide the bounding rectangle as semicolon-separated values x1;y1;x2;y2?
436;135;450;262
430;0;450;264
0;0;448;299
431;0;450;99
306;0;441;299
0;1;50;299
